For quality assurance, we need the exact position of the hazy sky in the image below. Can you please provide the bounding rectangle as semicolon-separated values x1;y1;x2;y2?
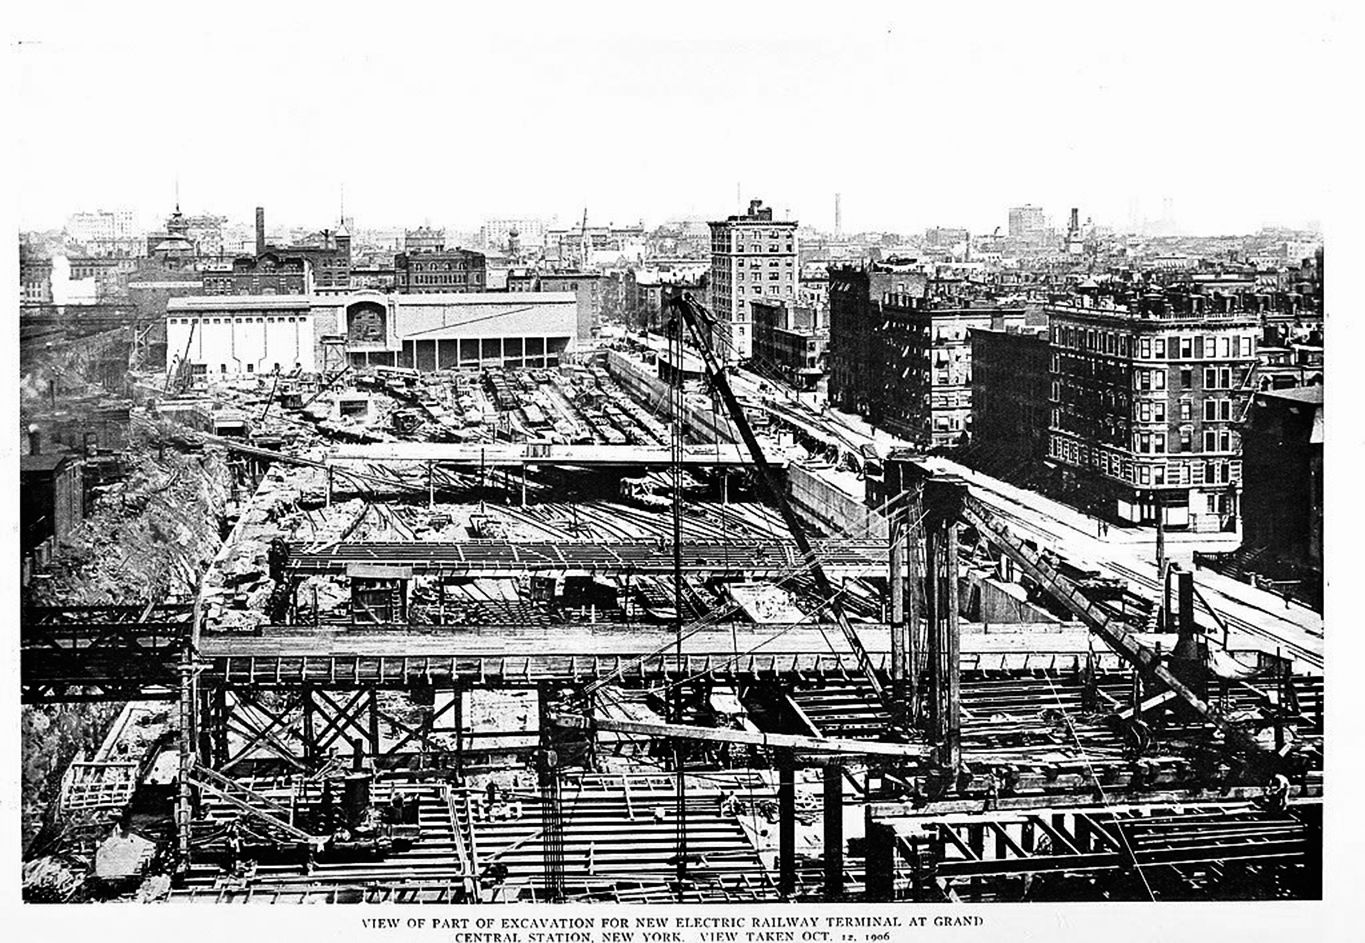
11;0;1341;236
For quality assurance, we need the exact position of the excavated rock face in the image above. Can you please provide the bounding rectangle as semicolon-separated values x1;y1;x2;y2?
27;439;231;606
22;429;233;855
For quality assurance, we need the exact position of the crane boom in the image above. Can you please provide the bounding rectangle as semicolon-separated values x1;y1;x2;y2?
550;713;922;757
665;291;893;717
957;493;1268;759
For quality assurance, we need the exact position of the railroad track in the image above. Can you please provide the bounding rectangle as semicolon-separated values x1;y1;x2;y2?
963;497;1324;672
1105;562;1323;670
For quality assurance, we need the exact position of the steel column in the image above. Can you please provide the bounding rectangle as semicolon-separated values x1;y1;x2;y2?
778;751;796;899
823;762;844;900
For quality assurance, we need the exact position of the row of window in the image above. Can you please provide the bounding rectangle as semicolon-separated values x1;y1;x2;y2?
1132;366;1246;392
1134;428;1239;454
408;274;472;284
732;243;795;254
169;315;307;324
1135;334;1255;360
1053;323;1256;361
407;260;474;272
1051;438;1237;486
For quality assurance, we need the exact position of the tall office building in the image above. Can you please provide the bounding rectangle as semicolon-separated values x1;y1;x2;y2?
1008;204;1047;239
707;200;798;362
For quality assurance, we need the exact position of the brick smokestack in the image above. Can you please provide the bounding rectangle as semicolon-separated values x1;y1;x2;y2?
256;206;266;256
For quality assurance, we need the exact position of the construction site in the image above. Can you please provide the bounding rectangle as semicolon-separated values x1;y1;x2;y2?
20;291;1323;905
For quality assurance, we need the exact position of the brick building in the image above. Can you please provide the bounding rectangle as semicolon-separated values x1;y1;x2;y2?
708;200;798;361
623;267;709;334
393;248;487;293
829;264;1021;448
1047;292;1259;531
20;248;53;304
282;226;352;290
203;252;309;296
506;270;603;337
750;299;826;391
970;326;1051;463
1240;386;1322;590
828;264;927;417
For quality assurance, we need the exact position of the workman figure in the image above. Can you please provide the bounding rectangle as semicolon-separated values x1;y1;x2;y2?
1263;773;1291;813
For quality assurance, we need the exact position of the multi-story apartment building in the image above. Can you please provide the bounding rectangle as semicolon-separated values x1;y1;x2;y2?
708;200;798;362
828;263;1025;448
970;326;1051;464
393;248;487;294
1047;292;1259;531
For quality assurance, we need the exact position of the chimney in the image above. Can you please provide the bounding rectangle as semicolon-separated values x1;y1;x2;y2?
255;207;266;256
28;424;40;456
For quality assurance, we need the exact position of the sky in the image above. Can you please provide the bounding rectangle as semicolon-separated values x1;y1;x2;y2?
9;0;1344;236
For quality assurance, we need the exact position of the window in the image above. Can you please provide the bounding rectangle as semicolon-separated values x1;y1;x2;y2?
1220;430;1231;451
1140;338;1151;358
1153;370;1165;390
1205;368;1218;389
1204;430;1217;451
1220;368;1231;388
1208;495;1217;513
1154;433;1165;453
1219;400;1231;421
1205;401;1217;421
1180;429;1192;452
1154;401;1166;422
1181;368;1192;389
1181;337;1192;358
1139;432;1150;452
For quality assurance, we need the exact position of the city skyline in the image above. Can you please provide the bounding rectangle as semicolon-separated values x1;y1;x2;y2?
13;1;1335;236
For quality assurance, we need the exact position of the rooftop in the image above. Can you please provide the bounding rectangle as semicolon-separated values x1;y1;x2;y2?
1259;385;1324;406
20;452;75;474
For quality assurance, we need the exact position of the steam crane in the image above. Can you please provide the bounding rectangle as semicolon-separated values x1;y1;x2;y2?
548;287;907;750
660;290;895;715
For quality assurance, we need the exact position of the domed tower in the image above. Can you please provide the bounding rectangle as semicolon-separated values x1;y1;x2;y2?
507;227;521;262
